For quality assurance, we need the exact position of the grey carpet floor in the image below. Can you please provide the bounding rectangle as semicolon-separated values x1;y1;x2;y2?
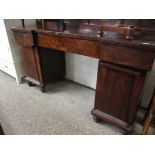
0;71;126;134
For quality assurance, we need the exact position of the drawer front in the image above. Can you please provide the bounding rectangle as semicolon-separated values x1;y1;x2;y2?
0;58;16;77
13;31;34;46
99;43;155;70
38;34;61;49
60;37;99;57
38;34;99;58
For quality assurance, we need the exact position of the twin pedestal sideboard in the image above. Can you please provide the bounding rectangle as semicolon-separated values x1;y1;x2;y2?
12;24;155;133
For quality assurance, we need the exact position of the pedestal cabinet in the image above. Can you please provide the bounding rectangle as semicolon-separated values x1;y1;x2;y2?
13;30;66;92
92;61;146;132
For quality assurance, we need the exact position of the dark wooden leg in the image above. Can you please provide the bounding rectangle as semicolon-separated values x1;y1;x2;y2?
92;116;102;123
121;127;132;135
142;113;152;134
28;81;35;87
142;88;155;134
58;77;65;81
0;124;4;135
39;47;66;84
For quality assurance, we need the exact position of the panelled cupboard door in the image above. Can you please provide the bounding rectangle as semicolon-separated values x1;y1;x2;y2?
19;46;40;81
94;61;144;123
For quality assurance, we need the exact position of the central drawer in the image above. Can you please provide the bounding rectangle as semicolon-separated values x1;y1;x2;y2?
38;33;61;49
60;37;99;57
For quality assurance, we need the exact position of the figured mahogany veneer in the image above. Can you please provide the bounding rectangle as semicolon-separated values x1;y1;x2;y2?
13;30;34;47
92;61;145;131
38;34;61;49
99;44;155;70
20;46;40;81
12;20;155;133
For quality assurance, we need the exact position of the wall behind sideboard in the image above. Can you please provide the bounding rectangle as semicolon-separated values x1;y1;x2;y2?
65;53;98;89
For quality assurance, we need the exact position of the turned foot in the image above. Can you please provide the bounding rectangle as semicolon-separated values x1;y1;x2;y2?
121;130;132;135
40;85;46;93
0;124;4;135
58;77;65;81
28;82;35;87
120;127;132;135
93;116;102;123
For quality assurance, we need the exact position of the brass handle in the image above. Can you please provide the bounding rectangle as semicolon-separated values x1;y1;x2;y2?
97;31;103;37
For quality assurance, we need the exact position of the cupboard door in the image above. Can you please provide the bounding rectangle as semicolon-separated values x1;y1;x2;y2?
94;61;144;124
20;46;40;81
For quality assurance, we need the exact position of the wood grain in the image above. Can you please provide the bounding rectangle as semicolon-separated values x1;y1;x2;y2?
92;61;145;131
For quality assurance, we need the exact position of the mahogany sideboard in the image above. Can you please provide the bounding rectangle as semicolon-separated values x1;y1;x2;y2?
12;20;155;133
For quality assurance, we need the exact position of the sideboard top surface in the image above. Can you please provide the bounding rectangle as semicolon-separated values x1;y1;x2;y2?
12;26;155;50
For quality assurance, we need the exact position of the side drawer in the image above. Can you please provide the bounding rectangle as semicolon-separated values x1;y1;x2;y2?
99;43;155;70
12;31;34;46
